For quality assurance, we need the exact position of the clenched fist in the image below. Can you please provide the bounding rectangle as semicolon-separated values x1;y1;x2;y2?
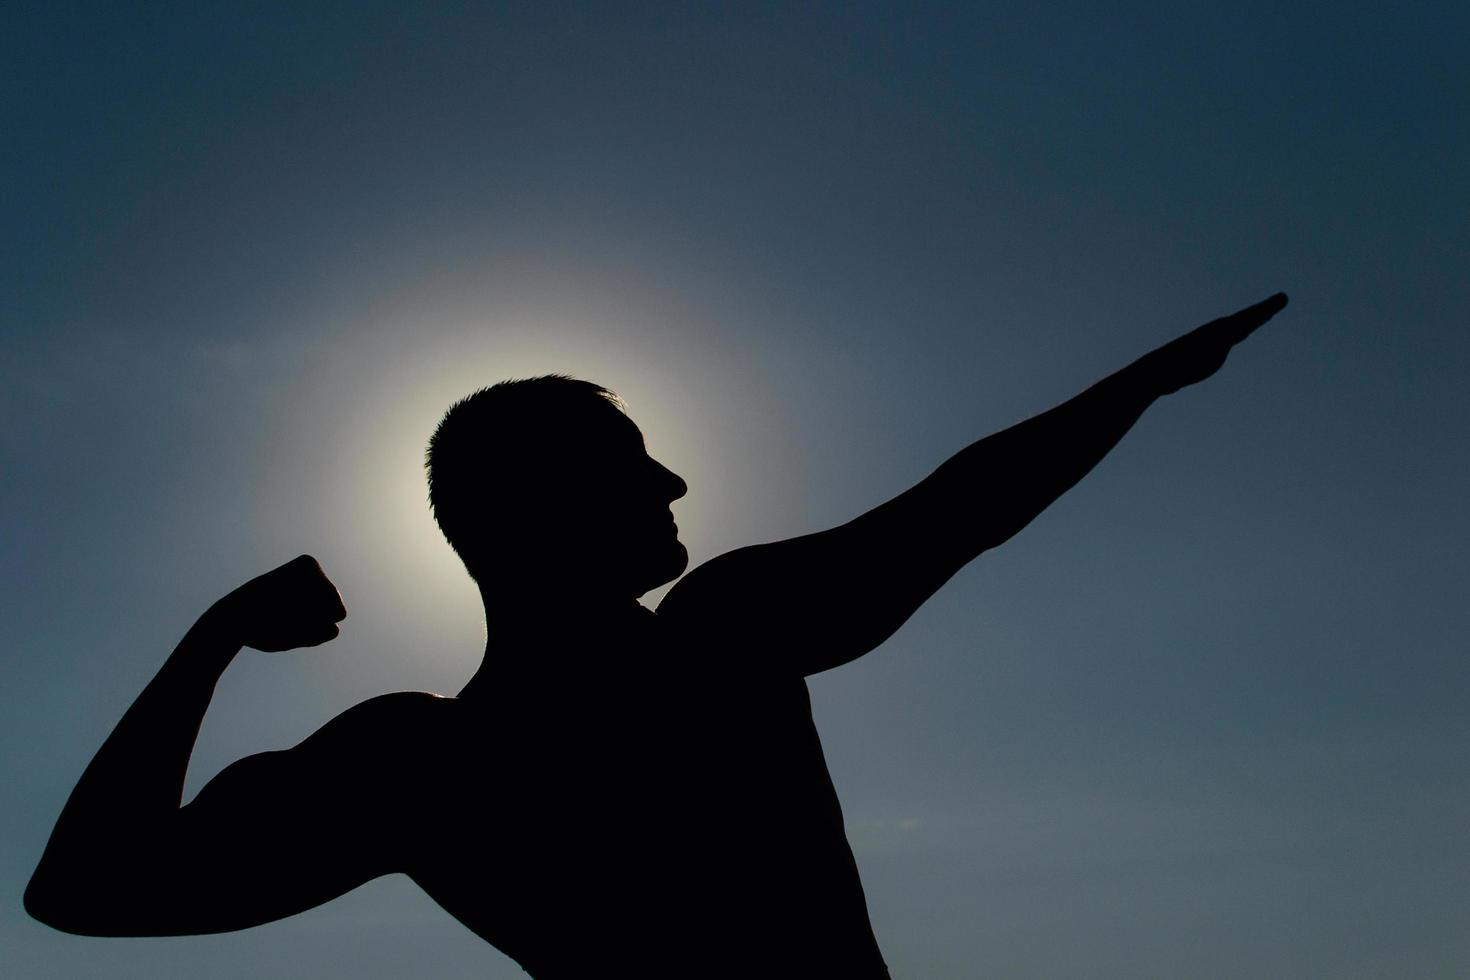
210;555;348;652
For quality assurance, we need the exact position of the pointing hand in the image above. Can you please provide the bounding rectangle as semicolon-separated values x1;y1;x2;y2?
1139;293;1289;396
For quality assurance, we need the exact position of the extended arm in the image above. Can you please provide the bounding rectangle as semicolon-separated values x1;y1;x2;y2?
658;294;1289;674
22;556;401;936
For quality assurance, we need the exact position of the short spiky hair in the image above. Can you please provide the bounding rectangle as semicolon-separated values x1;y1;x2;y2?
425;375;625;574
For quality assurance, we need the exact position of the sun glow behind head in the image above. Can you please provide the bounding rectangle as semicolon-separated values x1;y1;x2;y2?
235;227;812;700
285;295;774;691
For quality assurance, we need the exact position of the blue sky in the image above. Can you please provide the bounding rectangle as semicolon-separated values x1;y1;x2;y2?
4;3;1467;977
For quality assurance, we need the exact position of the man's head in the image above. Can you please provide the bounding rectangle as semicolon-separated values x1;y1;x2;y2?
426;376;688;599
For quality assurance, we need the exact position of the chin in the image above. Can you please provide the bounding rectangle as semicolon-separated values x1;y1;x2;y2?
633;542;689;597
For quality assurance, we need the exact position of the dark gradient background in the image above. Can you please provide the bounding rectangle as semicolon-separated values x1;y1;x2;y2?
4;3;1467;977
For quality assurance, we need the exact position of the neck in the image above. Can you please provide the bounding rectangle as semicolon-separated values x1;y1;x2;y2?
458;587;651;699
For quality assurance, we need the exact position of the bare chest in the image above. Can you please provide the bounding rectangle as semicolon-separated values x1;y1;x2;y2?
407;676;866;974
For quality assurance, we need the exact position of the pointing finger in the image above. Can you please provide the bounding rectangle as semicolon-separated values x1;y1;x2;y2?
1222;292;1289;344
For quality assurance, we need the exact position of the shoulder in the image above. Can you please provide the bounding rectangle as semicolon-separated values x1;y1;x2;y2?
288;691;456;770
656;546;812;677
655;547;765;645
318;690;451;730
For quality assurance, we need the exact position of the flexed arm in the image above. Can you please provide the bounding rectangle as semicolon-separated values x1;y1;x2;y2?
658;294;1289;675
22;555;386;935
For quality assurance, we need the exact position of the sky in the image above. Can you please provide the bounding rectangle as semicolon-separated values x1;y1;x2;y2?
3;2;1467;977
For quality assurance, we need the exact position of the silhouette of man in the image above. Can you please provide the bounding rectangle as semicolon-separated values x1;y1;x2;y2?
28;294;1289;977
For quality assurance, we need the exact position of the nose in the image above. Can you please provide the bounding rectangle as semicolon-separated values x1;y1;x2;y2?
658;461;687;502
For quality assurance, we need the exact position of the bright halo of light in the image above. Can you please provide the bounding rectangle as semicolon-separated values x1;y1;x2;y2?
322;311;735;654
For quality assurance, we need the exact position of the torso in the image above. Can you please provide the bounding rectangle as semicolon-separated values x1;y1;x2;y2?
399;612;889;978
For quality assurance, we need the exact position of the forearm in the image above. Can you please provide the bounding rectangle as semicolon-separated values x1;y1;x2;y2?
26;604;242;921
910;294;1287;559
926;354;1164;554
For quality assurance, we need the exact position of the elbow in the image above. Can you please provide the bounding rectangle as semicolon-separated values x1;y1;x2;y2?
23;873;80;934
22;874;46;922
25;873;95;936
25;864;132;937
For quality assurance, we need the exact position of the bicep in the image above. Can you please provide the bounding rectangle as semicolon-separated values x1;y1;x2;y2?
87;704;423;936
159;751;395;932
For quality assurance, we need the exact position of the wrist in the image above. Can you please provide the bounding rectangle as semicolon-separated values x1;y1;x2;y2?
191;600;247;661
1111;354;1173;402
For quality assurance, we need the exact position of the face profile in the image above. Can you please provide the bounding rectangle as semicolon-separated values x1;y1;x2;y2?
554;397;689;597
425;375;689;600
